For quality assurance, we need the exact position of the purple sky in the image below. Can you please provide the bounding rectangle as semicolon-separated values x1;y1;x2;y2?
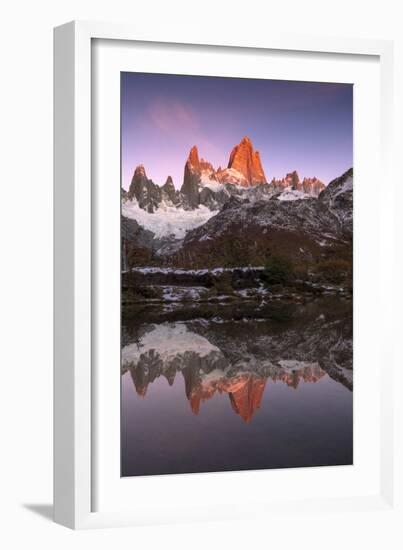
121;73;353;190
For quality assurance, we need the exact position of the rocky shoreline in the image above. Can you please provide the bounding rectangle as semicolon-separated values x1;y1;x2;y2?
122;265;352;310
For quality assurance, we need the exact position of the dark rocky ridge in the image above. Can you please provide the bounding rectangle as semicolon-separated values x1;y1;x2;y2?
167;169;353;269
319;167;353;235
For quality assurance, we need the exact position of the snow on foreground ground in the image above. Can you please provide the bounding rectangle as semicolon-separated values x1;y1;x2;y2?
121;323;221;366
127;266;265;275
122;199;216;239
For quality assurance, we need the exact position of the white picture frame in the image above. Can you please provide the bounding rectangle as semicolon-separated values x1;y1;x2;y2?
54;20;399;530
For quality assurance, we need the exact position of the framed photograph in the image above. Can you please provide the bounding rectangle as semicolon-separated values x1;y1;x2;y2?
54;21;398;529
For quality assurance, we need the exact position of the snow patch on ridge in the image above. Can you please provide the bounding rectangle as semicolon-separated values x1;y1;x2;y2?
277;188;310;201
200;178;226;193
332;176;353;198
217;168;248;186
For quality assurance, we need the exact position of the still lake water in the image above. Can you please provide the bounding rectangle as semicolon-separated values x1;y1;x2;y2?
121;298;353;476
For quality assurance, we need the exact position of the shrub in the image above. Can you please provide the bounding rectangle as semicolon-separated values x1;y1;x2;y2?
262;255;293;285
212;272;234;294
314;258;352;284
126;285;163;302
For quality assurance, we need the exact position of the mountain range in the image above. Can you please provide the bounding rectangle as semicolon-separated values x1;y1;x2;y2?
123;136;326;213
121;136;352;271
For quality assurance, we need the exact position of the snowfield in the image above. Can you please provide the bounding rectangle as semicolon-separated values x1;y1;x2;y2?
121;180;321;240
122;198;216;239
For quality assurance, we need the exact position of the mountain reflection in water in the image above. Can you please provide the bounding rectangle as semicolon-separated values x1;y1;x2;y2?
122;323;328;422
121;299;353;476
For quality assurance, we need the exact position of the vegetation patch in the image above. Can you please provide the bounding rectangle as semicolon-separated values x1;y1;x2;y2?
261;255;294;286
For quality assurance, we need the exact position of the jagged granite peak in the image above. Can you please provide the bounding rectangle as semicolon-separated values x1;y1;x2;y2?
128;164;148;196
161;175;175;198
162;175;175;190
161;175;182;206
180;145;222;209
125;143;329;220
270;177;288;190
128;164;162;213
187;145;216;173
270;171;325;197
226;136;267;186
181;147;203;208
286;170;301;189
302;176;326;196
182;137;268;189
134;163;147;178
188;145;200;167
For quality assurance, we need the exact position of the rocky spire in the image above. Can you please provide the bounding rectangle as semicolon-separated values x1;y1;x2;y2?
188;145;200;168
161;175;181;205
302;176;325;196
180;146;202;208
162;175;175;191
270;171;325;197
127;164;148;200
127;164;162;213
285;170;301;190
227;136;267;185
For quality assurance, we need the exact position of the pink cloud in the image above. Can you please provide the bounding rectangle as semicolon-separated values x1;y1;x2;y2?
148;99;199;133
